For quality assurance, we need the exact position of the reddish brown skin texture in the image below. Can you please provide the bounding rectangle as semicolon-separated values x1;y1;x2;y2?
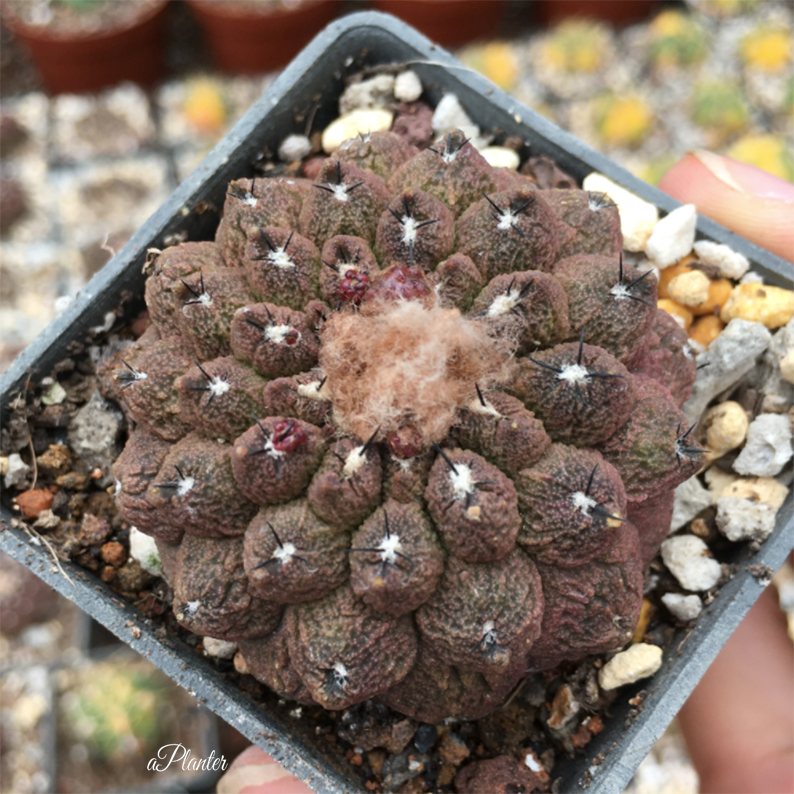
375;188;455;271
307;437;382;530
335;130;417;180
262;373;332;428
628;489;676;567
456;189;561;280
365;264;434;305
597;375;706;502
525;524;643;671
231;416;326;507
543;188;623;259
215;176;306;267
452;391;551;479
113;428;176;541
388;129;497;217
299;159;390;248
391;101;434;149
416;549;544;677
511;342;636;447
175;356;267;441
230;303;319;379
289;585;419;710
175;267;252;360
470;270;571;354
553;253;658;363
318;234;379;307
514;444;627;568
145;242;225;337
425;449;521;564
627;308;697;408
147;433;257;538
431;252;484;312
243;499;349;603
173;534;283;641
349;500;445;617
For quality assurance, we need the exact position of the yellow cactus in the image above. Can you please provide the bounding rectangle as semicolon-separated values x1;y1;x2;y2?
726;133;794;183
542;19;611;74
595;95;654;148
649;9;707;69
741;26;792;72
691;80;749;142
480;42;520;91
183;78;227;136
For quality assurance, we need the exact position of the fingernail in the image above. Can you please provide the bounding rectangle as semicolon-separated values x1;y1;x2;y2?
691;149;794;201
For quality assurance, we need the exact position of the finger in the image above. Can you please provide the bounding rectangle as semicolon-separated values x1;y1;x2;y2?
678;586;794;794
658;150;794;263
216;745;315;794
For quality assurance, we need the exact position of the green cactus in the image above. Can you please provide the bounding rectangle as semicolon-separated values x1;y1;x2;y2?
105;124;702;722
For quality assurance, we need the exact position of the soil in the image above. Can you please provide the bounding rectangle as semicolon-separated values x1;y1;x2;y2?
4;0;163;38
0;94;763;793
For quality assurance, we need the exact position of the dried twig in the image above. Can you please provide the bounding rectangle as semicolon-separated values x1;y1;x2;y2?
21;524;75;588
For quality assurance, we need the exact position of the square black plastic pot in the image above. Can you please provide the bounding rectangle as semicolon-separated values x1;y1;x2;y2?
1;11;792;794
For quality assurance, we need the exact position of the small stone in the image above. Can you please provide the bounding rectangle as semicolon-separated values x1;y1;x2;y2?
693;240;749;280
129;527;162;576
438;732;470;766
100;541;127;567
780;349;794;384
40;381;67;406
203;636;238;659
721;283;794;329
703;400;749;457
547;683;580;729
661;535;722;591
431;93;483;147
321;109;394;153
716;496;777;542
733;413;793;476
413;724;437;754
394;71;423;103
233;651;249;675
598;644;663;690
80;512;111;544
16;489;54;519
480;146;520;170
689;314;726;353
4;453;30;488
645;204;697;269
339;75;395;114
33;510;60;530
740;271;764;284
67;390;124;478
683;319;772;424
671;476;712;532
723;476;789;510
582;172;658;252
661;593;702;621
278;134;312;163
667;270;711;308
704;467;740;500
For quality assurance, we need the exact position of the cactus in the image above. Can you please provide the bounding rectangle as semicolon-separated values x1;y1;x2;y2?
105;128;702;722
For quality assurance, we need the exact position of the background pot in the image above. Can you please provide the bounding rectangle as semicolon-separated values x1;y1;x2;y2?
186;0;343;74
533;0;658;26
371;0;505;46
1;0;170;95
0;11;791;794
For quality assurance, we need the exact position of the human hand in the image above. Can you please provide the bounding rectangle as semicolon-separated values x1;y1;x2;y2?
660;150;794;794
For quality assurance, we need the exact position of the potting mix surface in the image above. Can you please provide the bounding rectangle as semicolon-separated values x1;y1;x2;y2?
1;3;792;793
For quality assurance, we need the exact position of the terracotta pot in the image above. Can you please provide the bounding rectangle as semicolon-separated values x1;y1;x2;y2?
1;0;170;95
535;0;658;26
371;0;505;46
186;0;343;74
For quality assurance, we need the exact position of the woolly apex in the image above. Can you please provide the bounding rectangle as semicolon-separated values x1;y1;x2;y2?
319;298;506;453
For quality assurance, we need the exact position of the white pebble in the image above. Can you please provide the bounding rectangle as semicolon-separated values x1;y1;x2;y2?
703;400;749;457
693;240;749;280
129;527;161;576
278;134;312;163
661;535;722;592
704;466;740;501
321;108;394;154
203;637;238;659
339;74;395;114
41;381;67;406
4;453;30;488
661;593;702;621
645;204;698;269
598;644;663;691
671;476;712;532
431;93;483;147
394;70;423;103
780;349;794;384
716;496;777;542
480;146;520;170
668;270;710;308
740;271;764;284
583;173;659;252
733;413;793;477
33;509;60;530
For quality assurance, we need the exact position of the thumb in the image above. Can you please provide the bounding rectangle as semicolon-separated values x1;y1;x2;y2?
658;149;794;263
216;745;314;794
